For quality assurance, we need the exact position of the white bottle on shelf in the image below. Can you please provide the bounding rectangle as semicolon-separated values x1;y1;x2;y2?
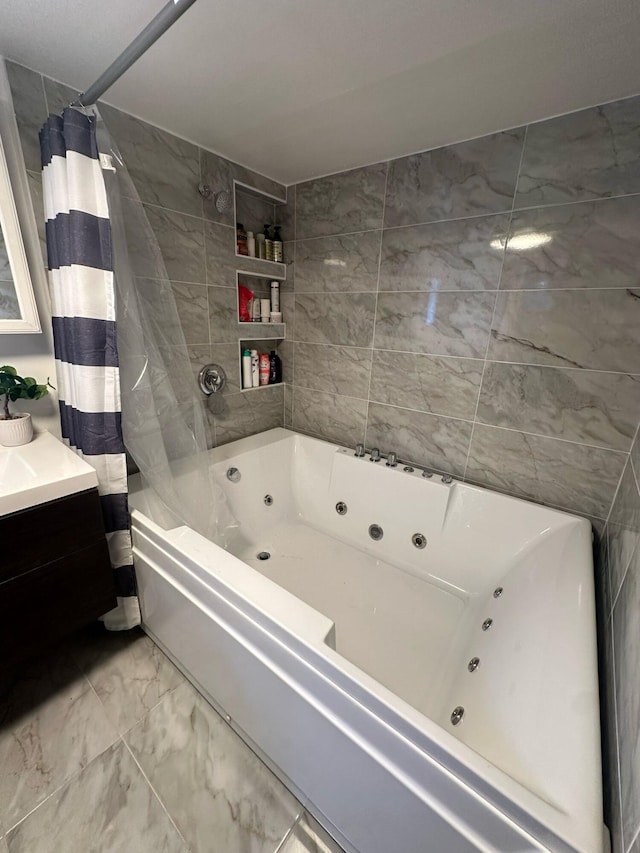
270;281;280;313
242;349;252;389
247;231;256;258
250;349;259;388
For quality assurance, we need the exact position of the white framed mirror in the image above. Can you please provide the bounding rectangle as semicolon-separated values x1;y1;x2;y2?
0;127;40;333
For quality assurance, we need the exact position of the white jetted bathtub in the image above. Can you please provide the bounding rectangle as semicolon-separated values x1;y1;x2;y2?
129;428;605;853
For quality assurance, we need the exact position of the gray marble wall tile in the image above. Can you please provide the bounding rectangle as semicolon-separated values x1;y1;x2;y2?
296;163;387;239
172;282;209;345
236;190;276;236
71;626;185;736
295;293;376;347
488;289;640;373
284;383;293;427
275;186;296;240
292;388;367;447
0;283;19;320
501;196;640;291
145;206;206;283
5;62;47;173
204;221;237;287
200;149;285;227
477;363;640;451
632;427;640;484
374;290;495;359
125;680;298;853
601;616;623;853
212;384;284;445
366;402;472;476
379;215;508;293
295;232;381;293
42;77;77;114
613;543;640;851
99;103;202;217
26;170;47;263
132;278;184;347
208;285;238;343
607;461;640;607
516;96;640;207
0;233;11;280
369;351;482;420
5;742;186;853
278;339;294;384
293;343;371;398
209;342;243;394
280;814;344;853
384;129;525;228
465;424;625;517
0;653;117;829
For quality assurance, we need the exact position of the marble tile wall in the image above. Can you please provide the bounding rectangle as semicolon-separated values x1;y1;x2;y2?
280;94;640;530
279;92;640;853
6;61;288;448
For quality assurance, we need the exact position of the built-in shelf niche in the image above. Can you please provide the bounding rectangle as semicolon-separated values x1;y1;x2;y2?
234;179;289;268
238;338;285;393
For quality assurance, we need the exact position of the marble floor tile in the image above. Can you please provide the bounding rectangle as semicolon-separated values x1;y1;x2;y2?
71;626;186;736
5;741;186;853
99;103;202;218
607;461;640;607
369;350;482;420
379;214;508;292
145;206;206;284
384;129;524;228
477;363;640;451
374;290;495;359
488;289;640;373
295;232;381;293
465;424;625;517
613;544;640;851
279;814;344;853
294;293;376;348
5;62;47;173
296;163;387;239
0;651;117;830
212;385;285;445
294;343;372;399
501;196;640;291
515;96;640;207
292;387;367;448
126;680;299;853
366;402;472;476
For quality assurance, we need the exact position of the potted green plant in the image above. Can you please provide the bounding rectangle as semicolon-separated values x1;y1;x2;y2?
0;365;53;446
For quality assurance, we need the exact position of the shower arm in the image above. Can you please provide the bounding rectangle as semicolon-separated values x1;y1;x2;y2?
72;0;198;107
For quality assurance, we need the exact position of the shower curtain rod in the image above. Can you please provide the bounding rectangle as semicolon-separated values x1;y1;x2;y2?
73;0;198;107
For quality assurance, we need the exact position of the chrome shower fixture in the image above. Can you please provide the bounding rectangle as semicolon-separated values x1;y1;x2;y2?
198;184;232;213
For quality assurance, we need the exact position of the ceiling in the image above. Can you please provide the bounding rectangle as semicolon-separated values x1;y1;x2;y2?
1;0;640;185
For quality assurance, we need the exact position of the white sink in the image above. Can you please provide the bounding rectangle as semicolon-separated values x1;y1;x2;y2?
0;431;98;516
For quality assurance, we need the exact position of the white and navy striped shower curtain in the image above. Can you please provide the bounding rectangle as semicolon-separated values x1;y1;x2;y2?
40;108;140;630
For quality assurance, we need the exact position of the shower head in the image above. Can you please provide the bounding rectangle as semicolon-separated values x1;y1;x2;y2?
198;183;232;213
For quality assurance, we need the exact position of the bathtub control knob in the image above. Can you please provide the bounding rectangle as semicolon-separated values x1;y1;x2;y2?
370;448;381;462
355;443;365;458
450;706;465;726
386;452;398;468
441;474;453;484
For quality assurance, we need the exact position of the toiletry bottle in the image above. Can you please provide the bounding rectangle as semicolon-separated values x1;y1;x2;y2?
264;224;274;261
269;350;282;384
272;226;283;263
260;298;271;323
250;349;259;387
256;232;266;260
242;349;252;389
252;295;261;322
236;223;248;256
270;281;280;313
259;352;270;386
247;230;256;258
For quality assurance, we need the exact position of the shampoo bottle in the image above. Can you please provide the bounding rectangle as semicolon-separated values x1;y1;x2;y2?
247;230;256;258
272;226;283;262
242;349;252;389
259;352;270;386
264;224;274;261
269;350;282;384
250;349;259;387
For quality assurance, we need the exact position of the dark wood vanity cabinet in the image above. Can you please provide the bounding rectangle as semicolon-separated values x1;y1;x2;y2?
0;489;117;680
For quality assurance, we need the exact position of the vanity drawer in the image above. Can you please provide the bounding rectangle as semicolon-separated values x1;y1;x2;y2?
1;489;107;583
0;539;116;670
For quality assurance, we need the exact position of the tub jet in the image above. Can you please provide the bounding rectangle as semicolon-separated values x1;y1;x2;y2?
257;551;271;561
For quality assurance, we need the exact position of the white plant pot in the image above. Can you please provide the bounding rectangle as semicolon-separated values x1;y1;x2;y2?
0;412;33;446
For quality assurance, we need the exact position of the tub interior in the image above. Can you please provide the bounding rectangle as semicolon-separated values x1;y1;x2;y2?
129;428;601;849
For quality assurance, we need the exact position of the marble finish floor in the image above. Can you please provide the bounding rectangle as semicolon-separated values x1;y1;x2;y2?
0;626;344;853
